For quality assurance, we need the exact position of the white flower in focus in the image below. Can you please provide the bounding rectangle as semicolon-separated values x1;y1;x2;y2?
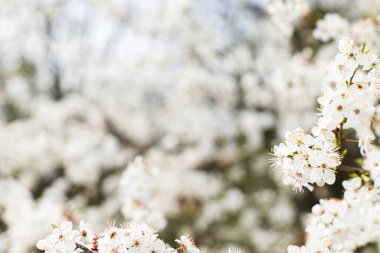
36;221;79;253
309;153;338;186
327;38;363;83
327;53;358;82
338;37;359;55
176;235;199;253
79;220;95;243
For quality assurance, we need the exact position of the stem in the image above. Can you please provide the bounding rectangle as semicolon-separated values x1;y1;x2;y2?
338;165;368;174
337;122;344;147
349;69;357;85
75;243;95;253
337;118;347;147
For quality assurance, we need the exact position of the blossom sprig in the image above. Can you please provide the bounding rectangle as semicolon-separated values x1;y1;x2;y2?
273;37;380;192
36;221;200;253
327;37;360;83
327;37;378;83
322;38;379;154
36;222;80;253
271;127;341;192
287;177;380;253
282;37;380;253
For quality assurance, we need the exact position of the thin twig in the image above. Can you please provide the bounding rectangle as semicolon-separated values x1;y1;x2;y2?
345;139;359;143
338;165;368;174
337;122;344;146
75;243;94;253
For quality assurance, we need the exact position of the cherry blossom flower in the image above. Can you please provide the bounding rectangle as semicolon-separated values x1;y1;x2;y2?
36;221;79;253
176;235;200;253
327;53;358;82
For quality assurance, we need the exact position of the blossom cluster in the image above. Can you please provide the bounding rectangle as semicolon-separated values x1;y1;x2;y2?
273;37;380;193
272;33;380;253
288;178;380;253
36;221;200;253
320;38;377;149
320;38;379;153
272;128;340;191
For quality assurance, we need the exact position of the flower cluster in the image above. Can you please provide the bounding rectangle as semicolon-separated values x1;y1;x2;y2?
317;82;375;138
274;35;380;253
321;38;378;152
287;178;380;253
272;127;341;191
36;221;200;253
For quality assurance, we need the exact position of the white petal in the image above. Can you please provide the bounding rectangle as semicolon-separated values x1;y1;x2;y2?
342;180;351;190
36;239;47;250
62;239;76;251
323;169;336;185
351;177;362;189
316;180;325;187
310;168;322;182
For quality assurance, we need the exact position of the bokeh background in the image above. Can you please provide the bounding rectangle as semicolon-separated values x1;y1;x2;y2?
0;0;380;252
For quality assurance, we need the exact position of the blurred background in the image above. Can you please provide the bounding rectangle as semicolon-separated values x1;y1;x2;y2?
0;0;380;252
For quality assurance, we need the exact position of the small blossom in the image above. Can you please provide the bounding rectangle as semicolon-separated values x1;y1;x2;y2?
327;53;358;82
36;221;79;253
176;235;199;253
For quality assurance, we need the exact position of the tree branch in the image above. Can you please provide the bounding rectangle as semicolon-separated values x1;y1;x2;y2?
75;243;95;253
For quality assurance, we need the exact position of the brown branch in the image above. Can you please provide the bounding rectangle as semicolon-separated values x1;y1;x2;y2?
338;165;368;174
338;126;343;146
75;243;95;253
